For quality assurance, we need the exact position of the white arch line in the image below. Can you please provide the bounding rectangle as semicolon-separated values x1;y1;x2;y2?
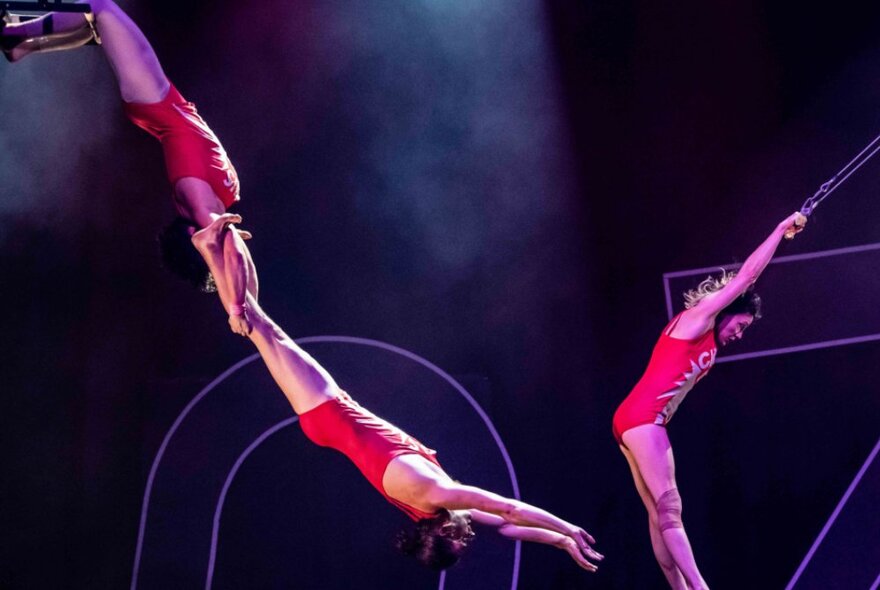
132;336;522;590
205;416;299;590
130;353;260;590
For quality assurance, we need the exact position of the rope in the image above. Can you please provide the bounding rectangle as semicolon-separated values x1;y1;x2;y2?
799;130;880;216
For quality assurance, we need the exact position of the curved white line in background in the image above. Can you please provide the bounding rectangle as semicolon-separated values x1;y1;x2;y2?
130;354;260;590
298;337;522;590
205;417;300;590
132;336;521;590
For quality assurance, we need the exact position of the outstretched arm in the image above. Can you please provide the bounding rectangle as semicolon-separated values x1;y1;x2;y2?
470;510;602;572
221;222;259;319
190;223;339;413
427;482;601;564
190;213;257;335
176;180;259;336
675;211;806;338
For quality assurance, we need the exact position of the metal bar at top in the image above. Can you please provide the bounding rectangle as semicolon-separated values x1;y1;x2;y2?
1;1;91;12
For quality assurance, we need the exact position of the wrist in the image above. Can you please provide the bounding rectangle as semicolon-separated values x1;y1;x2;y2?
229;302;248;316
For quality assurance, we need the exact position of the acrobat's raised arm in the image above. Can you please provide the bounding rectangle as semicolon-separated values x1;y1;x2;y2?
673;211;806;339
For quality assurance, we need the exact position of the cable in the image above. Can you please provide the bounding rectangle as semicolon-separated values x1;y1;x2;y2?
799;131;880;216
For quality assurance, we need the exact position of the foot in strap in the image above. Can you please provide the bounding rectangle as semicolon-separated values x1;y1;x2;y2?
1;12;101;63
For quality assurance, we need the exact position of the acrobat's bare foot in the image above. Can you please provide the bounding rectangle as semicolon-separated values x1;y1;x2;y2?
1;11;99;63
191;213;242;254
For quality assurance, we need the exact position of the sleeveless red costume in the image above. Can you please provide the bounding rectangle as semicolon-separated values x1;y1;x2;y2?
299;391;442;521
123;82;240;208
613;314;718;444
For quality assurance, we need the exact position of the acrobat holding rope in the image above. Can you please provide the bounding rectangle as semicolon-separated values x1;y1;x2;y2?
784;130;880;238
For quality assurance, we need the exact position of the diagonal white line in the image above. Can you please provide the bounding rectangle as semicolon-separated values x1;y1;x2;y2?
785;435;880;590
869;569;880;590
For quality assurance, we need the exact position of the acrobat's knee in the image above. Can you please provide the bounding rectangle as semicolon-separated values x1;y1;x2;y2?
656;488;683;532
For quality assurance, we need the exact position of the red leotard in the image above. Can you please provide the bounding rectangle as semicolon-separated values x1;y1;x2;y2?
612;313;718;444
123;82;240;208
299;391;442;521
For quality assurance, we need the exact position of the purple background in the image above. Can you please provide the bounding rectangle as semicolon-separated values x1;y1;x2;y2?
2;0;879;588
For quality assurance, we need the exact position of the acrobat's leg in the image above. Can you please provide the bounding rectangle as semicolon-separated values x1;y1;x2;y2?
622;425;710;590
620;444;688;589
1;0;167;103
1;5;99;62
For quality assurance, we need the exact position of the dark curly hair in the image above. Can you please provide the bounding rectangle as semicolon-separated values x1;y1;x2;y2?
395;509;473;570
157;216;216;292
720;289;762;320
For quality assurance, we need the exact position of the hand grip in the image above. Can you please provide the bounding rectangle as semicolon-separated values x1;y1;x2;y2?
784;212;808;240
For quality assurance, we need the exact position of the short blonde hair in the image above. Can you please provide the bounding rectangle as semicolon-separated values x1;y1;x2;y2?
683;269;737;309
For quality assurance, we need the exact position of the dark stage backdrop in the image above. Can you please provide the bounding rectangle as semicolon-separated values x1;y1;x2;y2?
2;1;879;588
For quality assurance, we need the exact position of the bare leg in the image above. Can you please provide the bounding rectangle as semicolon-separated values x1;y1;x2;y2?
3;10;91;37
0;10;98;61
621;444;688;589
3;0;167;103
622;425;710;590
